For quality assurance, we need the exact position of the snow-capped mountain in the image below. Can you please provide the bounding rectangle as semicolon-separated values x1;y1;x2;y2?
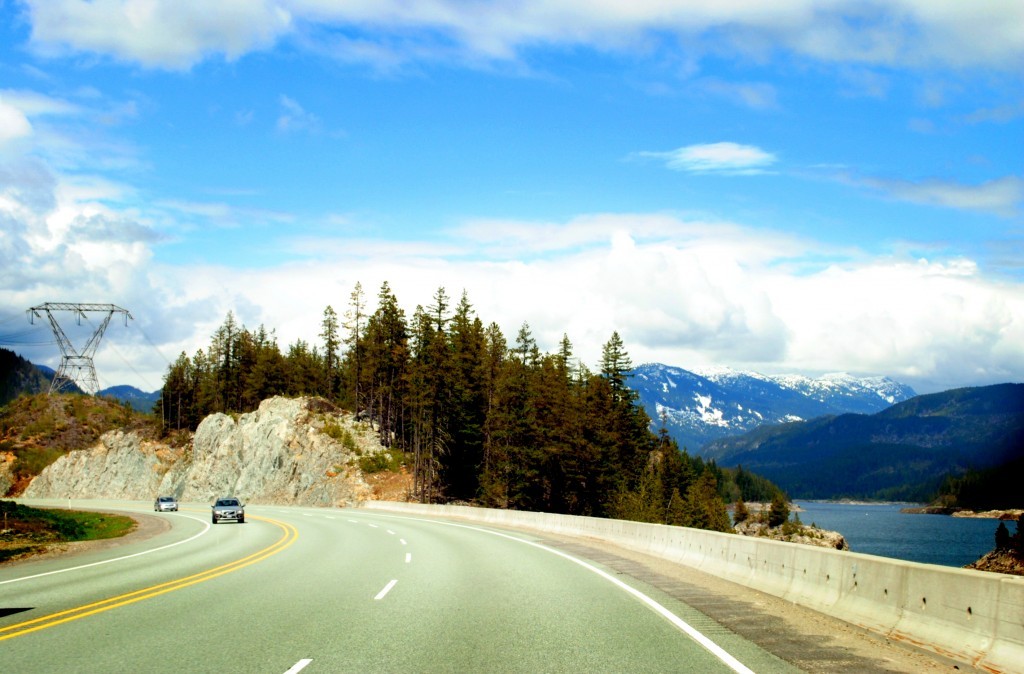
630;363;916;454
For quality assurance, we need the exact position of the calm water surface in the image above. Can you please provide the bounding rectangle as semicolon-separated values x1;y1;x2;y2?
795;501;1001;568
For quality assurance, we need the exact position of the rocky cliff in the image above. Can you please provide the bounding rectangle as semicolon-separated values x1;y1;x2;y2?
24;397;384;507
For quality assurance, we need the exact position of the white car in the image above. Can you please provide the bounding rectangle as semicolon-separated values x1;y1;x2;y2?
154;496;178;512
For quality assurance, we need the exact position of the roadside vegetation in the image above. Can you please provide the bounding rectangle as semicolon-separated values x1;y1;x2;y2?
0;500;136;564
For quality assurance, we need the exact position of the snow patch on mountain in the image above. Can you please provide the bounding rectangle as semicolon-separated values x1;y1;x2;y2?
632;363;916;455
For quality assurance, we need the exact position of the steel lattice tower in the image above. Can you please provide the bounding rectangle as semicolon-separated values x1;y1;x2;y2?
28;302;133;395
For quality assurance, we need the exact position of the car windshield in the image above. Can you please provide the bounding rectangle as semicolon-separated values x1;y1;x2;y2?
159;497;174;502
217;499;239;506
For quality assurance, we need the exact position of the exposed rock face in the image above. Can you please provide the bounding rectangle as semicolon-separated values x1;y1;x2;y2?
23;431;180;500
24;397;382;507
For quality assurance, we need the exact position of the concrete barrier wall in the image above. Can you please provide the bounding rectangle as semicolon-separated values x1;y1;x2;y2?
363;501;1024;674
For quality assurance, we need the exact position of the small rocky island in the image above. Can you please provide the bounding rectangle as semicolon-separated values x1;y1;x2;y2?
730;497;849;551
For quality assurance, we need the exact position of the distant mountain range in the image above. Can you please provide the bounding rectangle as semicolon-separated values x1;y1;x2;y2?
630;363;917;453
702;384;1024;502
98;385;162;413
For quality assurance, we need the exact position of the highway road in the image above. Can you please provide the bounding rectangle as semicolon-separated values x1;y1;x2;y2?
1;500;950;673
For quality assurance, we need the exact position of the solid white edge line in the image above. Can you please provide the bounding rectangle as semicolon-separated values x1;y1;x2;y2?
283;658;313;673
375;579;398;600
0;514;212;586
371;514;756;674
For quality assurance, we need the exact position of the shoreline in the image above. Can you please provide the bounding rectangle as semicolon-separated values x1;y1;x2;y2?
899;505;1023;519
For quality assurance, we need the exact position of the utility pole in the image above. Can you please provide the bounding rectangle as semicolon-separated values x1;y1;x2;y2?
27;302;133;395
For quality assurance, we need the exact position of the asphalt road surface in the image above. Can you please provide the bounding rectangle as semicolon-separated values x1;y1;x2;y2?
0;500;971;673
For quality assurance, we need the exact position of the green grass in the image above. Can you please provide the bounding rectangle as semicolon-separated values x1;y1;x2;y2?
0;501;136;564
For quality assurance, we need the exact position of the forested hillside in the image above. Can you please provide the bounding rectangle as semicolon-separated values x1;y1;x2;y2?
704;384;1024;503
157;283;783;526
0;348;52;406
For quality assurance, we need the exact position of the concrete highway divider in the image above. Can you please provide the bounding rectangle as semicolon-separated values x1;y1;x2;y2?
362;501;1024;674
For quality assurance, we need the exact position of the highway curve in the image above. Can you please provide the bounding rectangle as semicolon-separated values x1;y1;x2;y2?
0;500;954;673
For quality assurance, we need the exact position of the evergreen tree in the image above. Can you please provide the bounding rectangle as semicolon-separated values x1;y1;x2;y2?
733;499;750;524
995;521;1010;550
342;283;365;410
600;330;633;403
443;292;487;501
360;281;408;447
210;312;240;412
320;305;341;400
682;471;731;532
285;339;323;397
768;493;790;527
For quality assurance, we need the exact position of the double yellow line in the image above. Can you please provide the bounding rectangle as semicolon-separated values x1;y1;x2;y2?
0;515;298;641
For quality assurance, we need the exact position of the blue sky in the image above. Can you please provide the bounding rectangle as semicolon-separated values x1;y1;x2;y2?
1;1;1022;394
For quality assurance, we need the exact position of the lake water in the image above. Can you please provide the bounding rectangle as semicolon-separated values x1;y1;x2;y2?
795;501;1003;568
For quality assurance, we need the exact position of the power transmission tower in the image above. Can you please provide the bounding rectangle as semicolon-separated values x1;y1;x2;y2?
28;302;133;395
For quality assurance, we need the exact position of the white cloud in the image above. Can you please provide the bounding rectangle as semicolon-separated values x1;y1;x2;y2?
19;1;1024;72
767;258;1024;390
158;199;296;229
276;95;320;133
1;89;82;119
961;100;1024;125
638;142;777;175
0;101;34;147
696;79;779;110
855;175;1024;217
24;0;292;70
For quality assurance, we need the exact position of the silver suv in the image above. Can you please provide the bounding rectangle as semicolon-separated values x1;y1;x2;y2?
211;497;245;524
154;496;178;512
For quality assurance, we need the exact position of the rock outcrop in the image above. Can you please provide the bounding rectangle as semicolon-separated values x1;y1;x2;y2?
24;397;383;507
966;550;1024;576
734;519;850;550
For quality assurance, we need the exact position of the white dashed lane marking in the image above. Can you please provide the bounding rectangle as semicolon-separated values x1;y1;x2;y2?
375;580;398;600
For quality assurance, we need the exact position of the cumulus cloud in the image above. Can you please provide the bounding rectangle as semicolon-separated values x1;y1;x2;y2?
19;1;1024;72
767;258;1024;390
637;142;777;175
